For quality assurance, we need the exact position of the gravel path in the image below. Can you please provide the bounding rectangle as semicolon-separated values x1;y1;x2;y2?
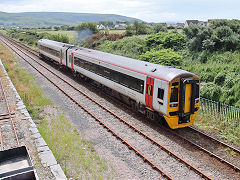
4;37;240;179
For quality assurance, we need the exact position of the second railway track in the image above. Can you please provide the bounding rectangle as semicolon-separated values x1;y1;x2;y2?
0;35;214;179
1;34;240;179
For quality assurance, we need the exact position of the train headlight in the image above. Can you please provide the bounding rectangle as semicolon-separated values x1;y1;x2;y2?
170;104;178;107
195;99;199;103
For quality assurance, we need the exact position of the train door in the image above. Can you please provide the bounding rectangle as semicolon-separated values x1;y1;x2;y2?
60;49;63;64
145;77;154;109
177;77;199;123
69;52;74;70
154;80;165;110
65;48;68;67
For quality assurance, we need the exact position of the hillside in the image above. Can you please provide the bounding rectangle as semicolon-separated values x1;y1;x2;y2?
0;11;142;28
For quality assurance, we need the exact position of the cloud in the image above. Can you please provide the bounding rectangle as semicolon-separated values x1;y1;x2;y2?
0;0;239;22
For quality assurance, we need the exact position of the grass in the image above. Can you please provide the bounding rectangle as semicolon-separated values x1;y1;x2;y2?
0;41;116;179
36;30;78;44
0;43;52;119
39;113;115;179
109;29;125;35
195;110;240;145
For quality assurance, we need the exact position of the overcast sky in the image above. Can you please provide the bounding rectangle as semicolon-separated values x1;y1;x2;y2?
0;0;239;22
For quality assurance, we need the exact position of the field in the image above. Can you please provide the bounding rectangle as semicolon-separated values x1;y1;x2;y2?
36;30;78;43
109;29;126;34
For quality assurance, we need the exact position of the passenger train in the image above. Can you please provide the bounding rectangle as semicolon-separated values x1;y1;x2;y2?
38;39;200;129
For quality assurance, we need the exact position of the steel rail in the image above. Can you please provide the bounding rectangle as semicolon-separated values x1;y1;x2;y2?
5;35;39;57
0;79;20;148
0;35;212;180
0;81;3;151
163;126;240;172
0;36;173;180
189;126;240;154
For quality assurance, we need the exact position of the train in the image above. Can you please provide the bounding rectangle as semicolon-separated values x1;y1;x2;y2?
38;39;200;129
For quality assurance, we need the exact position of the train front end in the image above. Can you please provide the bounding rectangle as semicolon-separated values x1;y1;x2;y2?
164;76;200;129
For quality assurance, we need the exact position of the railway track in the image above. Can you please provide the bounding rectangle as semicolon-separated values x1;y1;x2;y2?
0;78;19;150
0;35;213;179
173;126;240;172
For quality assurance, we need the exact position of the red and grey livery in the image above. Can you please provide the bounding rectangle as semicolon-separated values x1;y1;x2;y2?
38;39;200;129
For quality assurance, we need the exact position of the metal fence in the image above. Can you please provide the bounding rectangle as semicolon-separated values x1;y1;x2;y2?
200;97;240;128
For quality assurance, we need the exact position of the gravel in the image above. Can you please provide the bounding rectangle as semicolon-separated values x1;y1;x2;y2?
9;39;240;180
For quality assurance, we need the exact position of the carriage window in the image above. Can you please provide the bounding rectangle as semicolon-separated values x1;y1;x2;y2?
73;56;144;94
170;87;178;102
158;88;164;100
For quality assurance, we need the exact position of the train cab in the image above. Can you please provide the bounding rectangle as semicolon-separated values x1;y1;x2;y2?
165;76;200;129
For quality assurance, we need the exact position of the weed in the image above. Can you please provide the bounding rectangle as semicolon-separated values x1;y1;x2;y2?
38;114;115;179
0;42;115;179
195;110;240;145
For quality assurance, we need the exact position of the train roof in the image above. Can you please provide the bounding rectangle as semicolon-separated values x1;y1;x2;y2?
39;39;198;82
72;47;197;82
38;39;73;48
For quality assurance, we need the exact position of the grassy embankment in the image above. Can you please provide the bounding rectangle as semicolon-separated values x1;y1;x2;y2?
0;42;115;179
97;34;240;145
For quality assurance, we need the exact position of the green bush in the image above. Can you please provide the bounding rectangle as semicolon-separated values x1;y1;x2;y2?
75;22;99;34
201;82;222;101
199;72;215;82
153;24;167;33
146;32;185;50
139;49;182;66
214;72;226;86
46;34;70;43
99;35;148;59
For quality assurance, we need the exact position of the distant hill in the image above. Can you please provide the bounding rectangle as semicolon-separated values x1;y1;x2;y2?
0;11;142;28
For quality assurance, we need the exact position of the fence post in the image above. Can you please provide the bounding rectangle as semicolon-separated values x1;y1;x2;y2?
218;101;220;113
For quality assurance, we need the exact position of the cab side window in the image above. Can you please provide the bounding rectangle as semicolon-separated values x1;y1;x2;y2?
170;87;179;102
158;88;164;100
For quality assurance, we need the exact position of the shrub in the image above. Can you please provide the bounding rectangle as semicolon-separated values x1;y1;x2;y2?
214;72;226;86
153;24;167;33
75;22;99;34
201;82;222;101
146;32;185;50
212;26;240;51
47;34;70;43
99;35;148;59
199;72;215;82
139;49;182;66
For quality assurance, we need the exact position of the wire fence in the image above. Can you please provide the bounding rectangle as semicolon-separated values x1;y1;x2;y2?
200;97;240;128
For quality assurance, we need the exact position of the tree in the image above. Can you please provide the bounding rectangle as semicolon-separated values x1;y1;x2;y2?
53;26;60;31
75;22;99;34
183;25;213;51
125;21;148;36
210;19;240;34
212;26;240;50
98;21;114;26
153;24;167;33
146;32;185;50
139;49;182;66
133;21;148;35
47;34;69;43
60;25;69;31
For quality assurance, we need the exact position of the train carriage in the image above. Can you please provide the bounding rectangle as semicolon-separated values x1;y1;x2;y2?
38;39;73;66
38;39;200;129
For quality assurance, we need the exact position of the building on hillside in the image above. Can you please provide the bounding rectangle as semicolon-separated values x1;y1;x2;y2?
97;24;105;30
114;23;126;30
176;23;185;29
184;20;208;27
